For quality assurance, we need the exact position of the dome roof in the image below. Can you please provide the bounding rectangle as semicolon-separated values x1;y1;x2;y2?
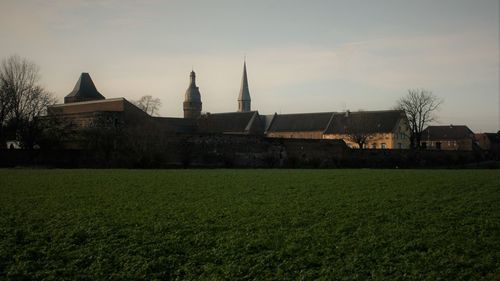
185;70;201;102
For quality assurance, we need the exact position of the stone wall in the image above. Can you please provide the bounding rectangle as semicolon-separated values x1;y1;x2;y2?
0;135;495;169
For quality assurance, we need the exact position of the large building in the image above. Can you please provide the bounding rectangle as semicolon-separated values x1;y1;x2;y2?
47;73;195;136
46;61;411;149
48;73;149;129
264;110;410;149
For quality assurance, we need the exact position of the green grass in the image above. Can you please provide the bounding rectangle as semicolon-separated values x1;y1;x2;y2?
0;169;499;280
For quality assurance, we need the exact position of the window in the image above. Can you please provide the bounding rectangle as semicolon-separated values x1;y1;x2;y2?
372;143;377;149
436;142;442;150
422;142;427;149
381;143;387;149
398;143;402;149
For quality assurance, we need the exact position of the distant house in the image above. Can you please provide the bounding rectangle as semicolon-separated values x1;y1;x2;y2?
266;112;334;139
475;131;500;157
420;125;475;150
323;110;410;149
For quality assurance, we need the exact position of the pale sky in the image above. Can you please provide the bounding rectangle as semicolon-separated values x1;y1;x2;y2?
1;0;499;132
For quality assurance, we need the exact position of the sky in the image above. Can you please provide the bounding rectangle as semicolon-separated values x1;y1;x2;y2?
0;0;499;132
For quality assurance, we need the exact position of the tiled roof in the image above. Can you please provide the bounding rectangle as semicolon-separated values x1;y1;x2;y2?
421;125;473;140
198;111;262;134
324;110;405;134
267;112;334;132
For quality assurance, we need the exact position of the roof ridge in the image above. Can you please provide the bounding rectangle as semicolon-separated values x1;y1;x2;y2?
276;111;336;116
50;97;124;107
206;111;257;115
244;111;259;132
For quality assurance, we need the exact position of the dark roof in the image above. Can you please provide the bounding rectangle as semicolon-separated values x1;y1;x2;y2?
267;112;334;132
198;111;260;134
324;110;405;134
153;117;197;133
185;71;201;103
422;125;473;140
65;73;105;102
260;114;277;132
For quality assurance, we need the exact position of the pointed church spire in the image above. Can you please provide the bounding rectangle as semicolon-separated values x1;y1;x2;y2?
238;60;251;112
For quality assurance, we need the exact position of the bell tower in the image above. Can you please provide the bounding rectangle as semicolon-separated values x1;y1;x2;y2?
183;70;202;119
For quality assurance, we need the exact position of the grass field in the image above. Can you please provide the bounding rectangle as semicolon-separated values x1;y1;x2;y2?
0;169;499;280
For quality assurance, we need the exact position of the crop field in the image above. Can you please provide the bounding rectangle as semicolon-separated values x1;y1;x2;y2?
0;169;499;280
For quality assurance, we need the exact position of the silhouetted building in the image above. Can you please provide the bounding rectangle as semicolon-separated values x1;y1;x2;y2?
49;73;148;130
47;73;195;140
44;67;418;150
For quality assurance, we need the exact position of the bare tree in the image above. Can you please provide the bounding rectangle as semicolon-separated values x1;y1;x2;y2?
397;89;442;149
133;95;162;116
0;75;14;147
0;55;57;148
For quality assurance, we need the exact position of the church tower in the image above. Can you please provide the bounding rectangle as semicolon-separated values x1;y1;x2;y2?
238;61;251;112
183;70;202;119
